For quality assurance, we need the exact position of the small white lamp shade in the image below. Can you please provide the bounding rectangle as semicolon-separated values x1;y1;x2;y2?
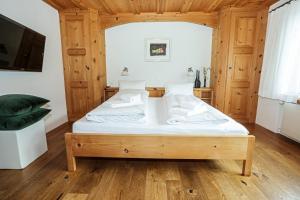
121;67;129;76
187;67;194;77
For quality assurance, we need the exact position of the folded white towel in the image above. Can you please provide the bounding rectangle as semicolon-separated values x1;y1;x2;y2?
86;90;149;124
106;93;143;108
164;94;227;125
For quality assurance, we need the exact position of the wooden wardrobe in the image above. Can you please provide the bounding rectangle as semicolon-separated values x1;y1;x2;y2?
212;8;268;123
59;9;106;121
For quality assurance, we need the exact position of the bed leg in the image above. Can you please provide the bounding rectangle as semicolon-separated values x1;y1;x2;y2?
242;136;255;176
65;132;76;172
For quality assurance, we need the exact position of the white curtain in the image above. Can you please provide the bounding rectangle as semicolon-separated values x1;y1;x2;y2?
259;0;300;103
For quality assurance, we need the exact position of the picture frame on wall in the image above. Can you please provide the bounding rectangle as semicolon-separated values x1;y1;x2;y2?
145;38;170;62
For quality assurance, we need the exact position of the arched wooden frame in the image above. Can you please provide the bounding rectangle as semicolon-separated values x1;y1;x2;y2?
100;12;218;29
98;11;218;93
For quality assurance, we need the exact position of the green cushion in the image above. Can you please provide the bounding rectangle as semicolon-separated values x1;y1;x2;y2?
0;94;49;117
0;108;51;131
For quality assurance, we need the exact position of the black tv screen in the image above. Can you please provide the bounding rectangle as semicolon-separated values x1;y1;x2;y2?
0;14;46;72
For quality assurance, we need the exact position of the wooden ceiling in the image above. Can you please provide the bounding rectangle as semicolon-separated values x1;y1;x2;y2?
45;0;277;14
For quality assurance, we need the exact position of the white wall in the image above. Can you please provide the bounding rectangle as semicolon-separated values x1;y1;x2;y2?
105;22;213;87
0;0;67;132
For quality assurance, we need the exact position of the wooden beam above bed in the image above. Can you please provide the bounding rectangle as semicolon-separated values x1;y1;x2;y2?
100;11;219;29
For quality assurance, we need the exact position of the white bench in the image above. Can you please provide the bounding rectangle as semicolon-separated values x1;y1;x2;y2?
0;120;48;169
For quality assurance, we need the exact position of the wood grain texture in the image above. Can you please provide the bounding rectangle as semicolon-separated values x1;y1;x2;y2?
66;132;255;176
0;123;299;199
59;10;105;121
214;8;268;123
43;0;277;14
100;12;219;29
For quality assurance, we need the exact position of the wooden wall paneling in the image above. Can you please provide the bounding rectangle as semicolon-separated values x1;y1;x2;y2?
249;9;268;123
214;8;231;111
60;10;105;121
60;11;93;121
224;10;258;122
99;18;107;102
89;9;103;107
210;24;219;106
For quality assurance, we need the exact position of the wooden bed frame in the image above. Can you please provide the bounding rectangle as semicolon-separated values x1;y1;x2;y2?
65;133;255;176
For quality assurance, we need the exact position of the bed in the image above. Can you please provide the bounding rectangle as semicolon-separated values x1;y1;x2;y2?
66;86;255;176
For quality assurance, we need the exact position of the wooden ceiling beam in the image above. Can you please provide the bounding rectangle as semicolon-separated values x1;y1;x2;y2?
156;0;166;14
207;0;224;11
234;0;249;7
180;0;194;13
100;12;218;29
128;0;141;14
98;0;115;15
262;0;278;7
70;0;88;9
43;0;65;10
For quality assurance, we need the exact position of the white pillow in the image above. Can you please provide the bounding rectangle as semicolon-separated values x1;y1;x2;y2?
165;83;194;96
119;80;146;90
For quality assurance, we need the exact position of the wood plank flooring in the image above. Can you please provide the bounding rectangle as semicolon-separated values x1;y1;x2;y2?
0;123;299;200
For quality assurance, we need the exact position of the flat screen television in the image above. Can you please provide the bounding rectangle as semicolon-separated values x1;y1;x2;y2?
0;14;46;72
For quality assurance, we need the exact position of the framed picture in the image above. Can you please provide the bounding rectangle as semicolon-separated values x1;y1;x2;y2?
145;38;170;62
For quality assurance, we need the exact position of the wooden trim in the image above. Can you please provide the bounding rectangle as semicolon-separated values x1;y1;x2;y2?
100;12;219;29
65;133;255;176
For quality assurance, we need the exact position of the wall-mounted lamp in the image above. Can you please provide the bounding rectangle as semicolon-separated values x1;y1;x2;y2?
187;67;194;77
121;67;129;76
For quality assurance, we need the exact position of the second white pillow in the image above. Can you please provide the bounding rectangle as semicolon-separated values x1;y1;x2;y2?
119;80;146;90
165;83;194;96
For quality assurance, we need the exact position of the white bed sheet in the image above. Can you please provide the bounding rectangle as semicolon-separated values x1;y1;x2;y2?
73;98;249;136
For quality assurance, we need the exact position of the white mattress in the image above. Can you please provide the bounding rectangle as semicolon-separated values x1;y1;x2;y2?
73;98;249;136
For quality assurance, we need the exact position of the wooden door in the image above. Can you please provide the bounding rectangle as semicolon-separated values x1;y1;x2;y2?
60;12;93;121
224;11;258;122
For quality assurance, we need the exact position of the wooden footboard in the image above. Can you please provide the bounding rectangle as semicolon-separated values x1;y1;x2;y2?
65;133;255;176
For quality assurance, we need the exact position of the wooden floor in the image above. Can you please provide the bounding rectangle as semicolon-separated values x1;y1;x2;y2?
0;123;300;200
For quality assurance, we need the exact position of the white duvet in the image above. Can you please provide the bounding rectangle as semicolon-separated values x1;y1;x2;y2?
163;94;229;125
86;90;149;123
74;98;249;136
